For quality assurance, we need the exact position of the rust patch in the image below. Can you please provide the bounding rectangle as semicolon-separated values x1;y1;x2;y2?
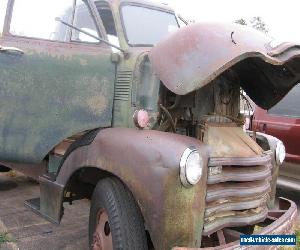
204;124;263;158
172;198;297;250
86;95;108;114
149;22;300;109
55;128;211;250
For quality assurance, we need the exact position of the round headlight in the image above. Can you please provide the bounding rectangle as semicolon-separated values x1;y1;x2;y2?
275;141;286;165
180;147;203;187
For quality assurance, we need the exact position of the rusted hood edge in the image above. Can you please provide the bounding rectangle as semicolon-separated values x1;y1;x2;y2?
149;22;300;109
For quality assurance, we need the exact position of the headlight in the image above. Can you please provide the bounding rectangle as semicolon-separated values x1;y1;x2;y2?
180;147;203;187
275;141;286;165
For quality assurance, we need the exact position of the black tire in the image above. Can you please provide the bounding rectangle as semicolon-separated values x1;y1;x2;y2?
89;177;148;250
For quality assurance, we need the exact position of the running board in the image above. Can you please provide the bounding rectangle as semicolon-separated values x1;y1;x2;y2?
25;197;59;224
24;175;65;224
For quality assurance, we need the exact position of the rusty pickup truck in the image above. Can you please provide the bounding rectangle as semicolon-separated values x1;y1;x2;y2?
0;0;300;249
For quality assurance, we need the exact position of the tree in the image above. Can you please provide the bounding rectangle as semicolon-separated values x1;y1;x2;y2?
235;16;268;34
235;18;247;26
250;17;268;34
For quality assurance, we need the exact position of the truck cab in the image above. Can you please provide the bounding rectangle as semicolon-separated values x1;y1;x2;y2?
0;0;300;249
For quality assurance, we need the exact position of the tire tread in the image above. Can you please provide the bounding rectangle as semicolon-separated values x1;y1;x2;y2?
89;177;148;250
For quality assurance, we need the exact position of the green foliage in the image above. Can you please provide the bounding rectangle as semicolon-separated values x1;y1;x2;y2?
235;18;247;26
296;229;300;249
0;233;12;244
250;16;268;34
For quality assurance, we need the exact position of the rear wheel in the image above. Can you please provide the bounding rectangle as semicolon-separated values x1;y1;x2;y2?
89;177;148;250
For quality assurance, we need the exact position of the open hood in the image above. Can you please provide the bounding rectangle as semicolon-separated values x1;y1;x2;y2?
149;22;300;109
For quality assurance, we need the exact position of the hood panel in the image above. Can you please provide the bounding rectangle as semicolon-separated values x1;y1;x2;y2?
149;22;300;109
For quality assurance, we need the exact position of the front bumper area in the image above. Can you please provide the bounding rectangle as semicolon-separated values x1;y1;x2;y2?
173;198;297;250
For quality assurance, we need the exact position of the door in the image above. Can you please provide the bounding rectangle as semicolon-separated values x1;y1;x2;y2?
0;0;115;163
253;83;300;164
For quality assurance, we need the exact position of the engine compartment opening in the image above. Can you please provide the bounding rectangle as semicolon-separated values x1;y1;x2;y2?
156;70;242;138
155;70;279;242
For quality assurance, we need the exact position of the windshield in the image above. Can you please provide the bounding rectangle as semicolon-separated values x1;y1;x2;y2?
121;5;179;46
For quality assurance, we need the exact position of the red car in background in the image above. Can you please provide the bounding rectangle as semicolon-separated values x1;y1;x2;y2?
252;83;300;188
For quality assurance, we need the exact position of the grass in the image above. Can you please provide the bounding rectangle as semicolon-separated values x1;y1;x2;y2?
277;233;299;250
296;228;300;250
0;233;13;244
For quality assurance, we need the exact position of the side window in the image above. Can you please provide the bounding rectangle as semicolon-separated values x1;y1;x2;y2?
0;0;8;36
71;0;99;43
268;83;300;118
95;1;120;49
10;0;74;41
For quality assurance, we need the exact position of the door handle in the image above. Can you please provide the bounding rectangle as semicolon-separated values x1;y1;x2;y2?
0;46;24;56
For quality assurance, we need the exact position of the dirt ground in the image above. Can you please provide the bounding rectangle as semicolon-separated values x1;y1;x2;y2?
0;171;299;250
0;172;89;250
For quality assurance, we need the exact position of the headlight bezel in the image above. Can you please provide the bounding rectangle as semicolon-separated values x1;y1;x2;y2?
180;147;203;187
275;140;286;165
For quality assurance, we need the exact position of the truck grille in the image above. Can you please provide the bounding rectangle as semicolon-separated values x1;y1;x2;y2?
203;153;272;235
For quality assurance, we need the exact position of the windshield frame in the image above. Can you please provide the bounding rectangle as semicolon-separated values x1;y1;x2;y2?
119;2;179;47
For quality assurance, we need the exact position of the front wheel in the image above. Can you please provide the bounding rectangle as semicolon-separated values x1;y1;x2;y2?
89;177;148;250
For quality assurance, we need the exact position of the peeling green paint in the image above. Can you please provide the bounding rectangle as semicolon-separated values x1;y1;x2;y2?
0;50;115;163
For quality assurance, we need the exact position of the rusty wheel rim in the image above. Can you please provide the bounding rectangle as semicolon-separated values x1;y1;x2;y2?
92;209;113;250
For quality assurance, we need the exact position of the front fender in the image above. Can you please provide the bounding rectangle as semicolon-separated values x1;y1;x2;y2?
56;128;210;250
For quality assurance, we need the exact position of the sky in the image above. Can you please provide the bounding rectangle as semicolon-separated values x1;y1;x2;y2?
153;0;300;43
1;0;299;44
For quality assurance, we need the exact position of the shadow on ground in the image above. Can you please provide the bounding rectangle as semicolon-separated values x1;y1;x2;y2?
0;181;17;191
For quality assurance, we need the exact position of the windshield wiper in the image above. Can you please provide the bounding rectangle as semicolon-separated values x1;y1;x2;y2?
55;17;126;54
